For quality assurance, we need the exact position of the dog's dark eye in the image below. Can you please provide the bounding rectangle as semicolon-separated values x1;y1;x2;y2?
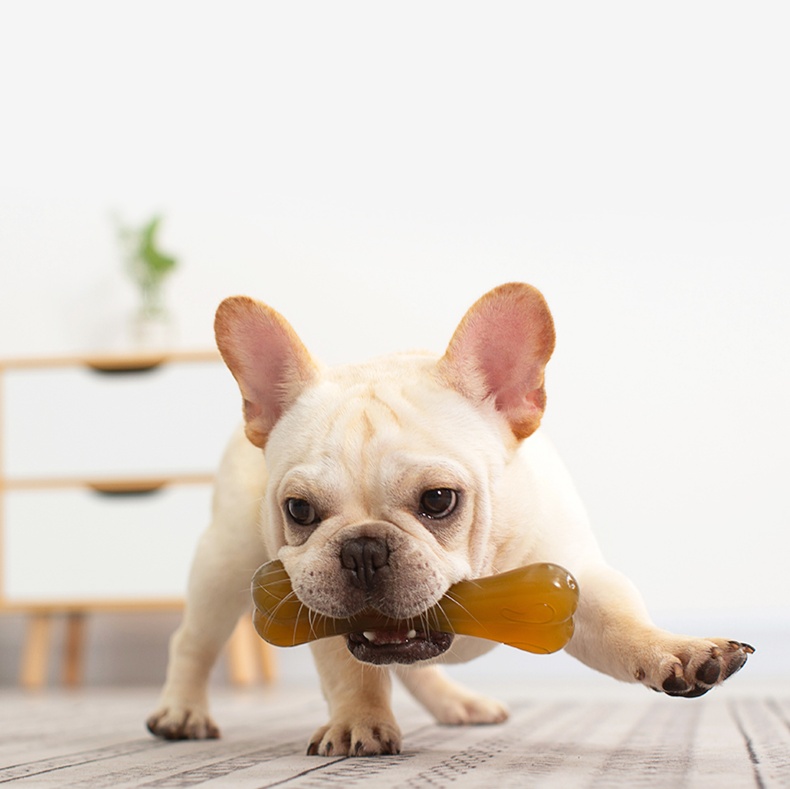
419;489;459;519
286;498;320;526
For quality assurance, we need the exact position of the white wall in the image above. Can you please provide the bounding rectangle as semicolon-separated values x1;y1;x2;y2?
1;2;788;684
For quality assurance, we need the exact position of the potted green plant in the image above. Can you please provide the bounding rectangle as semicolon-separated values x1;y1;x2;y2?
115;214;178;346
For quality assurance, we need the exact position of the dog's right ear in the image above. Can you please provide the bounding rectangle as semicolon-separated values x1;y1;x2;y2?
214;297;318;448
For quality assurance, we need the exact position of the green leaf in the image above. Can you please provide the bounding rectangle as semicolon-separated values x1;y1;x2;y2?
139;216;178;276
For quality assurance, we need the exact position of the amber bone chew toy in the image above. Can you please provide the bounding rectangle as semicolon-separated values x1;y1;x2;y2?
251;560;580;655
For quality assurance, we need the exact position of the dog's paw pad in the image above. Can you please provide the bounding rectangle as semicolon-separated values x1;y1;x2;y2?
307;719;401;757
661;663;694;695
645;638;754;699
695;654;722;685
146;707;220;740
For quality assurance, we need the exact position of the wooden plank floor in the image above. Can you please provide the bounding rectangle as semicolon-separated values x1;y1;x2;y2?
1;679;788;787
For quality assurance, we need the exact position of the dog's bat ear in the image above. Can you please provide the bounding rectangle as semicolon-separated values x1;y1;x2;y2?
215;296;319;448
438;283;555;440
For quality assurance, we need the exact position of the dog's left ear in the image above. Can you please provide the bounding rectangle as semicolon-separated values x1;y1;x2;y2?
215;296;319;448
438;283;556;440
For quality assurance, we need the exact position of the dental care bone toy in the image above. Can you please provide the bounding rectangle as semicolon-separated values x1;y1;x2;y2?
251;560;579;654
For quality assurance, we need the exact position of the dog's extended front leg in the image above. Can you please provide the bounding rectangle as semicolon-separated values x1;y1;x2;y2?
308;637;400;756
147;524;265;739
566;563;753;697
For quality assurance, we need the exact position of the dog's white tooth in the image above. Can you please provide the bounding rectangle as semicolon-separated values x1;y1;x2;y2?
363;632;376;642
407;629;417;639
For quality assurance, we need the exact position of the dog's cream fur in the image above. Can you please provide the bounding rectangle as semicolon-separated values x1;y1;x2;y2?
147;283;751;755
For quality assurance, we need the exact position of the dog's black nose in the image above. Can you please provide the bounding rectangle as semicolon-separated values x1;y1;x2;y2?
340;537;390;591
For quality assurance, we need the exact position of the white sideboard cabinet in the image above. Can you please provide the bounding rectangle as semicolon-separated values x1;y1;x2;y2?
0;351;275;687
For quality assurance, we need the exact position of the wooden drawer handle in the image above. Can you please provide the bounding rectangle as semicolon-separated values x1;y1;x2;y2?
85;355;167;374
88;480;167;496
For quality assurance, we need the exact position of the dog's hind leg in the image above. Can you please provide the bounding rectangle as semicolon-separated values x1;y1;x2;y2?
396;664;509;725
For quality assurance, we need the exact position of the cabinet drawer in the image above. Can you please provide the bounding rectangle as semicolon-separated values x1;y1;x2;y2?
2;485;213;605
3;362;240;480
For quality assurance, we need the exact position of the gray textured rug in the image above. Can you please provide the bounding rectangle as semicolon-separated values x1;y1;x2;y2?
1;681;788;787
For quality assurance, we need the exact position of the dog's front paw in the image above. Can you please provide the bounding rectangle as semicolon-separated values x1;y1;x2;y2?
307;716;402;757
638;637;754;698
146;705;220;740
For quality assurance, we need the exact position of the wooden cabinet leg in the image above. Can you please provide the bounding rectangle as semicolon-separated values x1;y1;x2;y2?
227;614;257;685
20;613;53;689
227;613;277;685
258;638;277;684
62;612;86;687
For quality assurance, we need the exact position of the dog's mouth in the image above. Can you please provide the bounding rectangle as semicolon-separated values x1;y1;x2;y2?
346;628;454;665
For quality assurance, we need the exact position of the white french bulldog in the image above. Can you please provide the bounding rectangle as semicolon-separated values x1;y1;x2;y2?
147;282;752;756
